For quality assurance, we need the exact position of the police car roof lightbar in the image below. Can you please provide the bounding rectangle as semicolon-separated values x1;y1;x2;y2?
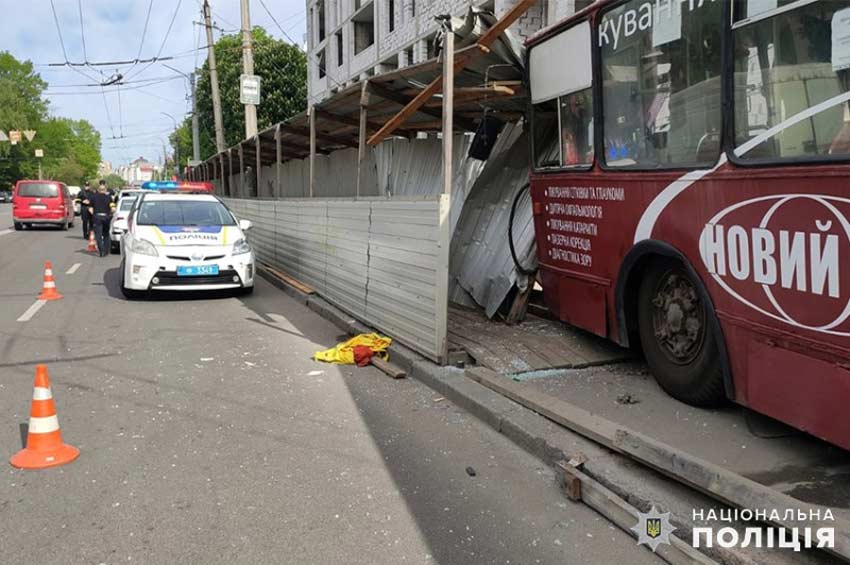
140;181;214;193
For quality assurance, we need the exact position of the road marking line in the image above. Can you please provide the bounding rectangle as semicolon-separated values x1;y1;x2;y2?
0;228;13;237
17;300;47;322
66;263;81;274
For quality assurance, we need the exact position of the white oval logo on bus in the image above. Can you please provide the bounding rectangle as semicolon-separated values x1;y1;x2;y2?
699;194;850;336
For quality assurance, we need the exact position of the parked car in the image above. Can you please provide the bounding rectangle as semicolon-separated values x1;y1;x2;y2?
67;185;81;215
0;190;11;203
109;191;143;253
120;191;254;298
12;180;75;230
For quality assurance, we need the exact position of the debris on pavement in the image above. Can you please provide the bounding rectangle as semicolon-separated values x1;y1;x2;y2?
615;393;639;405
466;466;477;477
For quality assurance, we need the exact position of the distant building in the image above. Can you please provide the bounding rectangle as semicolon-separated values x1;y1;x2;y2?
305;0;582;103
97;161;112;177
116;157;161;185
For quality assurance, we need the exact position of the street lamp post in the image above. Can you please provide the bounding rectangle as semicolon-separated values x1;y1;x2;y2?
161;112;179;180
163;64;200;163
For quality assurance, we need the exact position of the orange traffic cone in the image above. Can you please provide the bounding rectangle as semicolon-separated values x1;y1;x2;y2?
87;230;97;253
10;365;79;469
37;261;63;301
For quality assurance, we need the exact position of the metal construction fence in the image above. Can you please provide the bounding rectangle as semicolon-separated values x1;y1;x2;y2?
224;196;450;362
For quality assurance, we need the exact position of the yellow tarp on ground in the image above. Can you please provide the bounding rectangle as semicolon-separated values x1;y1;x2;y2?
313;333;392;365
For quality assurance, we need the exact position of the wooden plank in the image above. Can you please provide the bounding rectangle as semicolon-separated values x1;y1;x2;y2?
372;357;406;379
262;264;315;295
555;462;718;565
356;81;370;198
366;82;478;135
467;367;850;561
283;123;359;149
505;282;533;325
367;0;535;146
308;107;316;197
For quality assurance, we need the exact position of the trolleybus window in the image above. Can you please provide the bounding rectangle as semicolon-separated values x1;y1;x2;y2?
599;0;722;168
530;21;594;170
733;0;850;161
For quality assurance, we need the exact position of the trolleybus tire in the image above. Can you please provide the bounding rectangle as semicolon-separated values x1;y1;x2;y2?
637;258;725;407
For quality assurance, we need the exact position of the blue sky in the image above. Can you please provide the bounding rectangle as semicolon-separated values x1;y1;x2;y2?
0;0;307;169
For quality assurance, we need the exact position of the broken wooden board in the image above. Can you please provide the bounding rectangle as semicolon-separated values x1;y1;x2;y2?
466;366;850;561
448;305;630;374
261;263;315;295
372;357;406;379
555;461;717;565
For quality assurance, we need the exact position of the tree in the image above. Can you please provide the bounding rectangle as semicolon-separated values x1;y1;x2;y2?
193;27;307;160
0;52;101;189
101;173;125;189
0;51;48;188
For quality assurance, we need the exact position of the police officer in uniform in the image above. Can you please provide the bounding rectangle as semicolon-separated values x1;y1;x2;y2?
88;180;115;257
79;181;95;238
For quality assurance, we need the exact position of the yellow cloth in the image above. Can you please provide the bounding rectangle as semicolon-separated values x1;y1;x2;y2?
313;333;392;364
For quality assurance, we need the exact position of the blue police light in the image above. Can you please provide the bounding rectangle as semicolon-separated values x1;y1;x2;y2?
141;181;214;193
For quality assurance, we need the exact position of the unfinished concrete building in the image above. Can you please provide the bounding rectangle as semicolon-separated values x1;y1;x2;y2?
306;0;581;103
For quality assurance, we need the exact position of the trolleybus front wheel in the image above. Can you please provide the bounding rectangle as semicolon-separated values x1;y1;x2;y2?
637;259;725;407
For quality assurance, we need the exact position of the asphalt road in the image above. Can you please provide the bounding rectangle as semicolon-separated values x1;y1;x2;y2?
0;203;661;564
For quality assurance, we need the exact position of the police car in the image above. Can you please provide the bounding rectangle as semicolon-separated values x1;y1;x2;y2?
120;182;255;298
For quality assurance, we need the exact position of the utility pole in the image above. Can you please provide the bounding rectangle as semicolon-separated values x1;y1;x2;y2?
203;0;226;153
240;0;258;139
190;72;200;162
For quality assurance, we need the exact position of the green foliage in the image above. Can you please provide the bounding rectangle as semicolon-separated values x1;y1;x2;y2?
169;117;193;169
101;173;125;189
194;27;307;160
0;51;101;189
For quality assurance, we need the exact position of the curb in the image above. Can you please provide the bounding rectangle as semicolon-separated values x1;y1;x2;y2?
259;267;809;565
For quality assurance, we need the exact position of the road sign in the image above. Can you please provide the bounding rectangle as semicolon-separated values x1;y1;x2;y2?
240;74;261;105
23;130;36;142
0;131;7;142
9;130;21;145
34;149;43;158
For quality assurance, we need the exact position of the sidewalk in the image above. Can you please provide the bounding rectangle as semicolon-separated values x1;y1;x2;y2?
261;268;842;564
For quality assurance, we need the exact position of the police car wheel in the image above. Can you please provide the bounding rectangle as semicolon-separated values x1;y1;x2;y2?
637;258;726;407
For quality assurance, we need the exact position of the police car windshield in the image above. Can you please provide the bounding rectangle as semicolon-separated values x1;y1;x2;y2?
136;200;236;226
119;197;138;211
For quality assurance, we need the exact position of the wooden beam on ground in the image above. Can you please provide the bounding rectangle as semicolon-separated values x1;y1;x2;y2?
371;357;406;379
465;367;850;561
555;461;716;565
262;263;315;295
367;0;534;146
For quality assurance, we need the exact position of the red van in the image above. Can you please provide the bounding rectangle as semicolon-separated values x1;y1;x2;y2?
12;180;75;231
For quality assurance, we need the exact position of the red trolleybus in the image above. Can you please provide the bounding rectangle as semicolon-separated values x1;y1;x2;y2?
527;0;850;450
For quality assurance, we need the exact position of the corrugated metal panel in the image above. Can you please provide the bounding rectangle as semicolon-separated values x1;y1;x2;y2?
367;200;442;356
448;123;537;316
325;200;370;318
223;197;447;362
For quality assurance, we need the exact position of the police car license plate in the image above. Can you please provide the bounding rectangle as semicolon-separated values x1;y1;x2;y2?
177;265;219;277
